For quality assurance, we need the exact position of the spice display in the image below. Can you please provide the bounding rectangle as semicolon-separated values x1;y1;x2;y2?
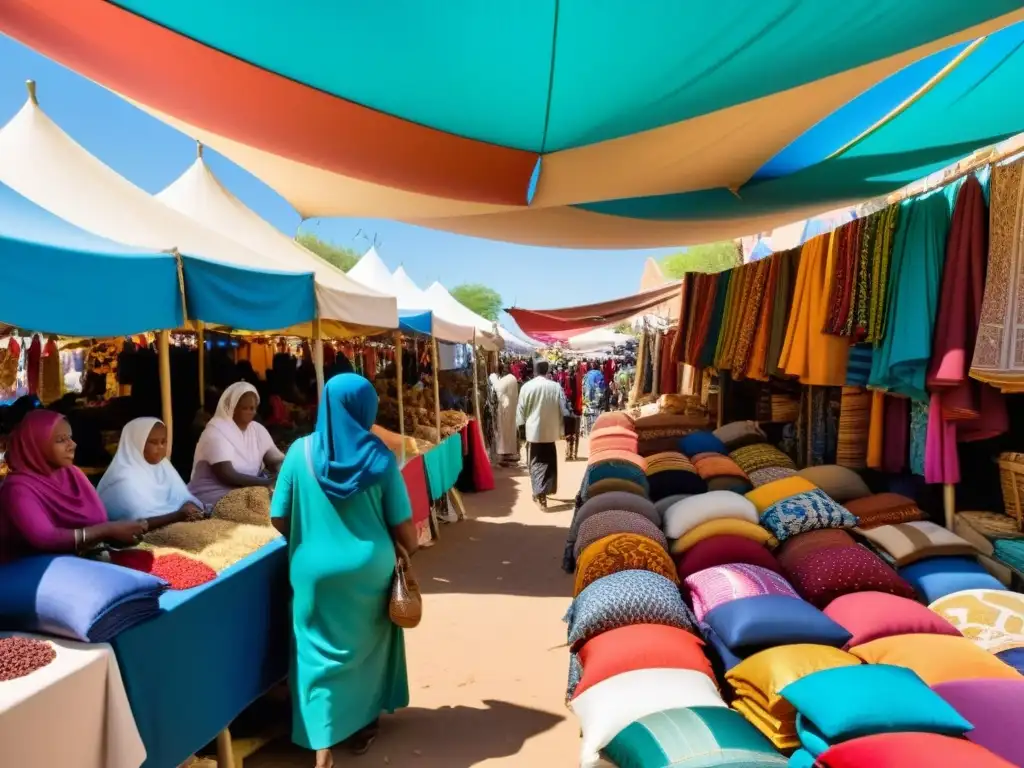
0;636;56;682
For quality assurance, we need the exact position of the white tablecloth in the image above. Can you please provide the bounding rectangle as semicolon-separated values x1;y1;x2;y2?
0;632;145;768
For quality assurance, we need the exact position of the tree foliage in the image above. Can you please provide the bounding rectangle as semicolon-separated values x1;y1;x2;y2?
660;241;741;278
296;233;361;272
450;283;503;321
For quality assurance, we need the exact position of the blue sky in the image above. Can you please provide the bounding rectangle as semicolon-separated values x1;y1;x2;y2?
0;35;681;330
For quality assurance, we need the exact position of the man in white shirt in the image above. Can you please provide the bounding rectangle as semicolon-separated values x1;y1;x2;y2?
516;359;570;508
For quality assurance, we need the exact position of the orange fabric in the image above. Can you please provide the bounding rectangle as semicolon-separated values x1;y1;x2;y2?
573;624;712;699
573;533;679;596
867;390;886;469
692;453;748;481
849;635;1022;685
779;234;849;385
2;0;538;206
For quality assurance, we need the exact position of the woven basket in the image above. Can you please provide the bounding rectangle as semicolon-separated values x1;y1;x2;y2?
997;452;1024;530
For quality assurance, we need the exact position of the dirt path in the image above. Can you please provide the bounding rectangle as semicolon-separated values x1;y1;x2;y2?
251;445;584;767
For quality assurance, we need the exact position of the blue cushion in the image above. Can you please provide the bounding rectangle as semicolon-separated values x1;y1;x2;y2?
0;555;167;642
704;594;851;655
759;489;858;543
699;621;744;672
794;719;832;758
997;647;1024;674
898;556;1007;603
679;431;728;457
788;748;817;768
780;664;974;747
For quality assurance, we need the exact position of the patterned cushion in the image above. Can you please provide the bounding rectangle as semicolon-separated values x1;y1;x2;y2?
994;539;1024;574
574;510;669;560
604;707;787;768
749;466;798;488
692;453;749;483
760;489;858;543
584;460;649;490
797;465;872;503
856;521;978;567
776;529;857;570
928;589;1024;654
674;535;783;581
684;563;798;622
714;420;767;450
564;570;697;650
730;443;797;474
843;493;924;530
781;544;916;609
574;533;678;596
645;451;696;474
571;492;660;538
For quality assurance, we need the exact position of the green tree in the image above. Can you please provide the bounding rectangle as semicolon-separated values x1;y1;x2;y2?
660;241;740;278
450;283;502;321
295;232;361;272
613;322;637;335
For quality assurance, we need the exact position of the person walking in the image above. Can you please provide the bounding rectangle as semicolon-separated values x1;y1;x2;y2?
516;360;569;509
271;374;419;767
492;363;520;466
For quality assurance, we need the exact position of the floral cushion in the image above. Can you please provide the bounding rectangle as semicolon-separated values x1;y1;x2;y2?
574;510;669;560
760;489;858;543
749;466;798;488
574;533;678;596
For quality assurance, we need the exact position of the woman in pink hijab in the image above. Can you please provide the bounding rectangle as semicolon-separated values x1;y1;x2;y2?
0;410;146;561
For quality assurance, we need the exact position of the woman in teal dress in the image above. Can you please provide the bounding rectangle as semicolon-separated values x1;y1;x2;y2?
271;374;419;767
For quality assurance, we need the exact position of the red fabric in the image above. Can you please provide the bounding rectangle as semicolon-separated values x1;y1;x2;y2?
8;338;20;359
401;456;431;525
683;274;719;364
574;366;585;413
660;328;679;394
573;623;713;699
674;535;783;580
781;544;916;609
818;732;1015;768
823;591;961;649
467;419;494;492
881;396;909;474
26;335;41;395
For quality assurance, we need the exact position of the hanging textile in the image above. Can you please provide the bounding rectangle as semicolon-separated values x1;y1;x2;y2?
660;329;678;395
972;155;1024;392
866;390;886;470
825;218;862;334
39;337;62;405
730;258;771;378
700;272;732;368
865;204;901;343
26;334;41;396
745;253;781;381
909;399;929;476
882;396;910;474
869;192;950;401
766;248;800;377
779;234;849;386
651;332;663;397
926;175;1008;484
845;344;873;387
683;273;717;365
836;386;871;470
847;212;880;339
714;265;744;369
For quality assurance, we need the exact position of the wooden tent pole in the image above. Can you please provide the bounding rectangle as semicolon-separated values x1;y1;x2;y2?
158;330;173;457
196;321;205;409
943;483;956;530
432;335;442;443
395;331;406;465
313;317;325;394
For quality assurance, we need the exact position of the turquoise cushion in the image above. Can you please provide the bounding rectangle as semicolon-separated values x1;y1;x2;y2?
993;539;1024;574
788;748;817;768
603;706;787;768
780;664;973;747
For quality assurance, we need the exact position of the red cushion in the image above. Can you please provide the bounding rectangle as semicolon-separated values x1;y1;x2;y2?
673;534;783;580
776;529;857;570
782;544;916;609
819;732;1015;768
824;591;961;648
573;623;714;699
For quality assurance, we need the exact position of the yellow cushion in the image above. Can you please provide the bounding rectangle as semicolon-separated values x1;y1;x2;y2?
573;533;678;597
928;588;1024;653
726;644;861;712
745;476;818;513
730;698;800;751
849;634;1022;685
670;519;778;554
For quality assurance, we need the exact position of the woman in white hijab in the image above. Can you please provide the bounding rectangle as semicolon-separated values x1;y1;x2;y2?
187;382;285;506
97;417;205;527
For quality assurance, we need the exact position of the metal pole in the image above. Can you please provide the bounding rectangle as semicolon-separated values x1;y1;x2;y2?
158;330;173;457
395;331;406;465
197;321;205;409
312;317;325;394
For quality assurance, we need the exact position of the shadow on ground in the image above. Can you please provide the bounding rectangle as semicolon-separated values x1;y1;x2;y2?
249;700;565;768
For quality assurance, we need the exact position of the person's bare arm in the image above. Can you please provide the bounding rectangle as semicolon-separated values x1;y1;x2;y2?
391;518;419;558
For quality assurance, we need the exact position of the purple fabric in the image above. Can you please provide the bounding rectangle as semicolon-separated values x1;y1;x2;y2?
934;679;1024;766
0;410;107;561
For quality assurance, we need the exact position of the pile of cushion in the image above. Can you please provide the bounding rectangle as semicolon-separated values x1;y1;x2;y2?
564;421;1024;766
632;412;710;456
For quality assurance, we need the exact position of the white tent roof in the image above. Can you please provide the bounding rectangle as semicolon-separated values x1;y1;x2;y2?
391;267;475;344
0;94;313;282
347;247;398;295
157;154;397;330
567;328;633;352
498;325;539;353
424;282;502;351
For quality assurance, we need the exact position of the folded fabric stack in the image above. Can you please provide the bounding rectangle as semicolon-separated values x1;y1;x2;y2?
778;664;976;767
725;644;861;750
928;588;1024;670
0;555;167;643
953;510;1024;584
645;451;707;504
633;413;710;457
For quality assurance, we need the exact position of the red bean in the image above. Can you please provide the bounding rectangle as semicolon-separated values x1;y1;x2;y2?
0;637;57;681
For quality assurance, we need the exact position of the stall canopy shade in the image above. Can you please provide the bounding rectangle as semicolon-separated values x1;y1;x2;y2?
391;267;477;345
4;1;1024;246
567;328;634;352
498;326;540;353
0;182;182;336
0;93;315;332
507;281;682;339
156;155;398;331
424;282;503;351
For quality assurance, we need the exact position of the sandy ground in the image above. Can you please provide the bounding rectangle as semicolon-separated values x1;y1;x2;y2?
250;442;584;768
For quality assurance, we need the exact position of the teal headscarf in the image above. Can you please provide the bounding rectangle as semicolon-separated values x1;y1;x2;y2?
312;373;395;501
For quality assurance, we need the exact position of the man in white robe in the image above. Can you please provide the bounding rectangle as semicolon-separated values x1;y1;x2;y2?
493;364;520;465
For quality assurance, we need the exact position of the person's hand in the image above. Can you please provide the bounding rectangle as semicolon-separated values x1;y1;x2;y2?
103;520;148;545
180;502;205;522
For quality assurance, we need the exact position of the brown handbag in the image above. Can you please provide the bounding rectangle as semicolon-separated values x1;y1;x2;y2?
389;545;422;629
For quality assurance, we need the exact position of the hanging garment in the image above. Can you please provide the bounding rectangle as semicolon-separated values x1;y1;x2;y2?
866;204;902;343
26;335;41;396
909;399;929;477
745;253;781;381
660;329;678;395
972;156;1024;391
700;272;732;368
682;273;717;365
779;234;849;386
731;258;771;378
866;390;886;470
39;337;62;405
926;175;1008;484
766;248;800;377
882;396;910;474
869;192;951;401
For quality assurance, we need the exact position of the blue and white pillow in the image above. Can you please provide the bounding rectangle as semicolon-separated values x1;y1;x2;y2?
760;489;858;543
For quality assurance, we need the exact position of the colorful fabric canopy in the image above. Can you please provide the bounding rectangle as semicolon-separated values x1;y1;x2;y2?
508;283;682;338
4;2;1024;247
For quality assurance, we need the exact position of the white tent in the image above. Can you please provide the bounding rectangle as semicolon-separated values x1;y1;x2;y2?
567;328;633;352
157;152;398;331
347;246;399;295
424;282;502;351
392;267;476;345
498;325;540;353
0;91;313;291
